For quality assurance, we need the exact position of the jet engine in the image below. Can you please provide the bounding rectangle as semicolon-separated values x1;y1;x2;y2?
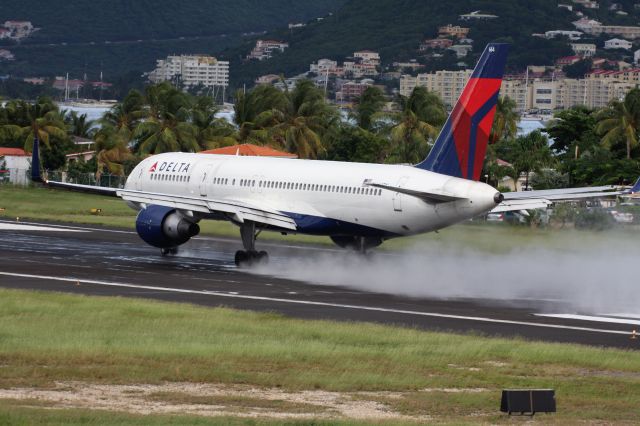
135;205;200;249
330;236;383;251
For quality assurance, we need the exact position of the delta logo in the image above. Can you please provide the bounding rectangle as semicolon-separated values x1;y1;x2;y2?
149;161;191;173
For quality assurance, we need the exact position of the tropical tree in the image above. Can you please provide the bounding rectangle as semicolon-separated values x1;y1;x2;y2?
94;89;145;176
388;87;446;164
94;125;134;178
595;88;640;159
507;130;555;190
133;83;199;155
191;95;236;149
352;86;385;131
233;84;288;145
1;97;68;152
489;96;519;144
547;106;597;158
65;110;95;138
267;80;337;159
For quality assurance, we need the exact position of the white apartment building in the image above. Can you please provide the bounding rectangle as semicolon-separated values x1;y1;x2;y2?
148;55;229;88
401;67;640;113
310;58;338;74
400;70;472;107
604;38;632;49
353;50;380;65
570;43;596;56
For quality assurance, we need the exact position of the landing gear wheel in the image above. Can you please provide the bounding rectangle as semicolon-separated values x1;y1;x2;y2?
161;247;178;256
235;250;249;266
234;250;269;267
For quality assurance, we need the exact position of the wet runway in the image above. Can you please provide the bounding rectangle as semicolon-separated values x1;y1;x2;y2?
0;219;639;349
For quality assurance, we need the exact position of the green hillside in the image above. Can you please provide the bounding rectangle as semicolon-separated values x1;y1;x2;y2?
228;0;640;85
0;0;345;82
0;0;345;43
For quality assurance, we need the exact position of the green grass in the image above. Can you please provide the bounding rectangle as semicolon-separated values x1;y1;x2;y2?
0;288;639;423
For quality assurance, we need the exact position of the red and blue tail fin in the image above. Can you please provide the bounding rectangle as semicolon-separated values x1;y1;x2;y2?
416;43;509;180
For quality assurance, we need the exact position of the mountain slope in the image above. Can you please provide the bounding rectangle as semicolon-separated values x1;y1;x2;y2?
228;0;638;85
0;0;346;43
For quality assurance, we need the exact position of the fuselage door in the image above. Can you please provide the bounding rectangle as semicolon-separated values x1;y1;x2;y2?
135;164;144;191
199;164;214;197
393;176;409;212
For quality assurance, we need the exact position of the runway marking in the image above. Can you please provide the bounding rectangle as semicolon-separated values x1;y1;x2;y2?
0;220;131;234
0;223;89;232
0;271;632;336
537;314;640;326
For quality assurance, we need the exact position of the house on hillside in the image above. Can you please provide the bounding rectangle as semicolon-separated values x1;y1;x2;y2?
604;38;632;50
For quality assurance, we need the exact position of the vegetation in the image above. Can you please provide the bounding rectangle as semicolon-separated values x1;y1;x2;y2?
1;288;639;423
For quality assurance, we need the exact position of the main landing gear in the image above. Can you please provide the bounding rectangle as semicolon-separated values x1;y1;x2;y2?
161;247;178;256
235;221;269;267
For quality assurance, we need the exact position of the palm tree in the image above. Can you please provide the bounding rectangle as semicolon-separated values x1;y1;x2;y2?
94;125;134;178
1;97;68;152
65;110;95;138
510;130;554;190
595;88;640;159
388;87;446;164
233;84;288;145
267;79;337;159
489;96;519;144
191;96;237;149
134;83;199;155
352;86;385;131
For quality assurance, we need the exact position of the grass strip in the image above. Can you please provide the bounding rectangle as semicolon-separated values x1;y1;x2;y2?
0;288;639;423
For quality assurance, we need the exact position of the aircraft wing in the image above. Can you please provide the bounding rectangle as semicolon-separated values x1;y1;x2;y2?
117;189;298;231
491;185;628;213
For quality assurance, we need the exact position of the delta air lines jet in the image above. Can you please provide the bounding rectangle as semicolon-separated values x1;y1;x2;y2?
31;44;630;266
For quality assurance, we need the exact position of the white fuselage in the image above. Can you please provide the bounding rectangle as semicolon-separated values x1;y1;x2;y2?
125;153;500;238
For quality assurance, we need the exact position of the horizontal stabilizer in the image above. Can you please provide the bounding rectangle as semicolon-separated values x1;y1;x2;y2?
367;182;465;203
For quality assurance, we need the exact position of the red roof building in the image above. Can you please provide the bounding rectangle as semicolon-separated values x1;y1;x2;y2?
199;144;297;158
0;147;27;156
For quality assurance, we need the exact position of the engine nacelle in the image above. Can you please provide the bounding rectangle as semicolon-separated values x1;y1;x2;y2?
135;205;200;248
330;236;383;251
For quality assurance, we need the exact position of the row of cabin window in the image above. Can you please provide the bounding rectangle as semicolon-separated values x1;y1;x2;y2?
151;174;190;182
215;177;382;196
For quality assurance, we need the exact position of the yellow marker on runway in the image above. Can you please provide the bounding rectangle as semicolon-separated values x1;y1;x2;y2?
632;330;638;340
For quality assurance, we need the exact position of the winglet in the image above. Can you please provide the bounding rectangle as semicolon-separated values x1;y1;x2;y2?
416;43;509;181
31;136;44;183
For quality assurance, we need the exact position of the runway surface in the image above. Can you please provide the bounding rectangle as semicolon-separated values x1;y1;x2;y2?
0;219;639;349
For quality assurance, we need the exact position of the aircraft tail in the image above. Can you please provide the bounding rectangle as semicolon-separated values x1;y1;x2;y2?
416;43;509;180
630;177;640;193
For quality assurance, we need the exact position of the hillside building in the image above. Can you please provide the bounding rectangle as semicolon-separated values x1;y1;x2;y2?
459;11;498;20
570;43;596;56
573;18;640;38
354;50;380;65
400;67;640;113
420;38;453;51
438;24;469;39
2;20;34;39
148;55;229;88
604;38;632;49
247;40;289;61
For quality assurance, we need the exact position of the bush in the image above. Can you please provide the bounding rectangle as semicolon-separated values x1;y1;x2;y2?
574;208;614;231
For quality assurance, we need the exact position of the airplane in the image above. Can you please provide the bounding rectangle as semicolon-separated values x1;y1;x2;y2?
30;43;631;267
